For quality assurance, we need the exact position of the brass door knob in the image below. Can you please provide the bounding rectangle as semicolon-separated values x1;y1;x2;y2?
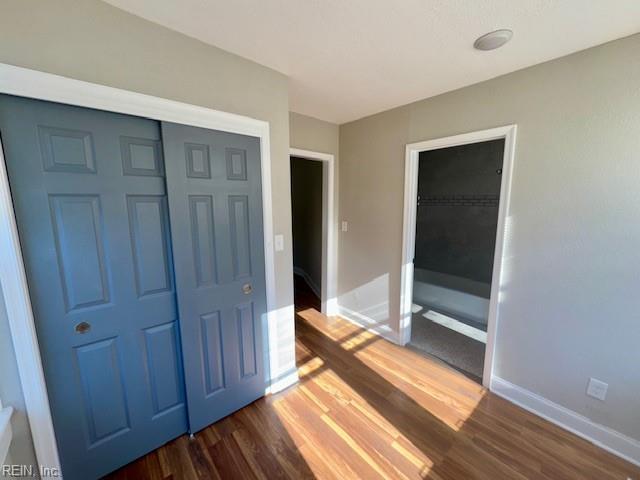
75;321;91;334
242;283;253;295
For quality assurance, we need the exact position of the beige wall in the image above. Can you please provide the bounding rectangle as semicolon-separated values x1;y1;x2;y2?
289;112;339;158
289;112;340;308
338;33;640;441
0;0;294;467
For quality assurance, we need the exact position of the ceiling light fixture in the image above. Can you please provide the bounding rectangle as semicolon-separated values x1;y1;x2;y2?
473;29;513;51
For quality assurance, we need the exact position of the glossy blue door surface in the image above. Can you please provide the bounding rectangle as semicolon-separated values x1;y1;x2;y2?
0;95;187;479
161;122;268;433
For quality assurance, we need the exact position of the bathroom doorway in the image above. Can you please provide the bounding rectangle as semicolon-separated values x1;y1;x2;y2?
399;126;516;386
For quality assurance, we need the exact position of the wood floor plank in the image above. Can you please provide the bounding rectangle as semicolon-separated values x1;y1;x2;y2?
208;436;256;479
186;435;221;480
105;277;640;479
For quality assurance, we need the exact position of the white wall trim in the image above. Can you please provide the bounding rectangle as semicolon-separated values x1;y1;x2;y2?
399;125;517;389
337;306;401;345
492;377;640;467
293;266;321;299
0;62;288;477
289;147;338;316
264;304;298;395
0;133;61;475
267;369;300;395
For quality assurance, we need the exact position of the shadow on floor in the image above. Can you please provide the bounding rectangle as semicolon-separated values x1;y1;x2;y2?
291;278;638;479
106;278;640;479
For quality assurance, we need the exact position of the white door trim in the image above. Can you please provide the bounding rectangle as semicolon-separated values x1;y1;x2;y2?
289;148;337;316
0;62;285;476
0;394;15;465
399;125;517;388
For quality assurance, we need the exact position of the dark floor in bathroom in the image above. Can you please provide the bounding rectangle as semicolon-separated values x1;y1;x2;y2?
408;312;485;383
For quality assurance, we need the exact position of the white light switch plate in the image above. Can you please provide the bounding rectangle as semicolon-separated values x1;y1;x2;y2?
274;234;284;252
341;221;348;232
586;377;608;401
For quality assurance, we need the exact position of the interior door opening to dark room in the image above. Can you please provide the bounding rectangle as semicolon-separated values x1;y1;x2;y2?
409;139;505;384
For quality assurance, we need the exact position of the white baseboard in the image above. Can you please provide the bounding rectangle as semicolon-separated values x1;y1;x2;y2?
325;297;339;317
327;308;640;468
267;370;299;395
336;305;401;345
491;376;640;467
293;267;321;298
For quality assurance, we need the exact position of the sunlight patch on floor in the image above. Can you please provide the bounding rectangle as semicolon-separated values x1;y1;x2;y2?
339;329;379;351
272;380;439;479
298;313;489;434
423;309;487;343
269;397;328;479
297;355;325;377
288;310;492;480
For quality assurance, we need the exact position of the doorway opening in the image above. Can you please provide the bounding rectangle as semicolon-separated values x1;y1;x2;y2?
400;126;517;387
289;148;337;316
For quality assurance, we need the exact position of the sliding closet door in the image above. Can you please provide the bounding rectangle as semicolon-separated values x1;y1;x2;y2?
0;95;187;479
162;122;268;433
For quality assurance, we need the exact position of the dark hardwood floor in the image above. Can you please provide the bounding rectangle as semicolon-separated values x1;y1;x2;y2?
105;277;640;479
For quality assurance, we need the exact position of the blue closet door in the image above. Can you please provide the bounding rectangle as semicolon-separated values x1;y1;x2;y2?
0;95;187;479
161;122;268;433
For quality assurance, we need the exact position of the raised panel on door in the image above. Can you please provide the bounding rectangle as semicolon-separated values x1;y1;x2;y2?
0;95;187;480
143;321;185;417
127;195;173;297
162;122;267;434
75;338;130;446
49;194;110;311
229;195;252;279
200;311;226;395
39;125;96;173
236;302;258;378
189;195;219;287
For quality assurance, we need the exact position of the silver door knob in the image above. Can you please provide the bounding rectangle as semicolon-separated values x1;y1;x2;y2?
242;283;252;295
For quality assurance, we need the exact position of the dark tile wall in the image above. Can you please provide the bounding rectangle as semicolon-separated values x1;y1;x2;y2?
415;139;504;285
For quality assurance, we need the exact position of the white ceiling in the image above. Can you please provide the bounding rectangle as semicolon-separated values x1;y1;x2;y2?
105;0;640;124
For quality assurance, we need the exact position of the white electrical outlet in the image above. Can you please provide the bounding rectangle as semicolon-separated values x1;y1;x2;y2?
586;378;608;401
341;221;348;232
274;234;284;252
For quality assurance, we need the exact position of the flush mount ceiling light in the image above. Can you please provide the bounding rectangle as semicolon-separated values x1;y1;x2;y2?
473;29;513;51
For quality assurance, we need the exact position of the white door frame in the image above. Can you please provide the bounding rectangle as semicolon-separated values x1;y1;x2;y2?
289;148;337;316
0;63;288;476
399;125;517;388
